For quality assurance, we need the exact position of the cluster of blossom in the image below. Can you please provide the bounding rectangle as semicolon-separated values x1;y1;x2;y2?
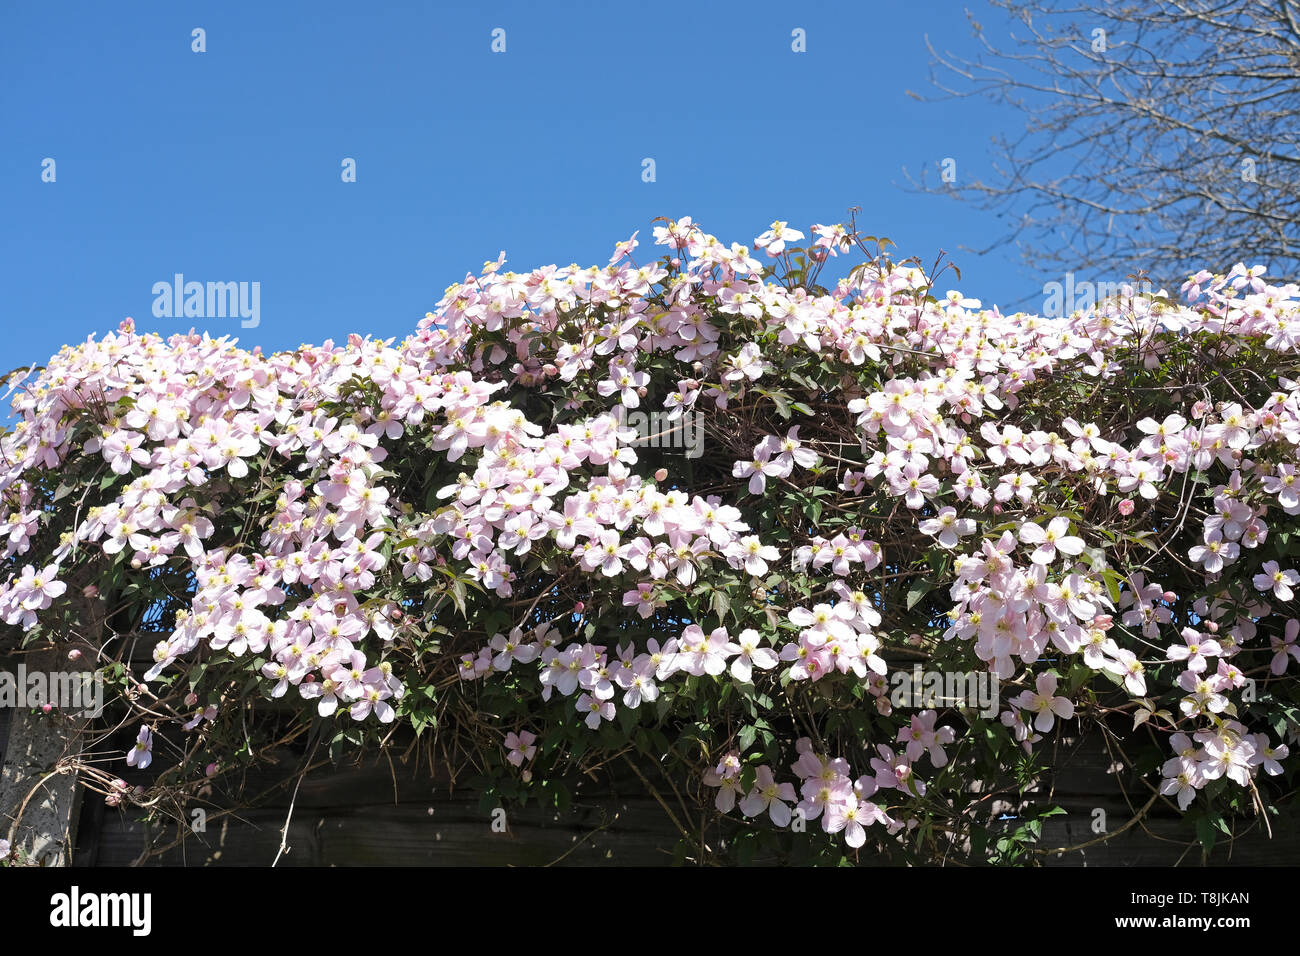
776;588;888;681
791;530;882;577
0;328;436;746
466;584;898;728
0;563;67;629
459;620;783;725
733;426;820;494
0;216;1297;828
944;529;1120;681
422;429;780;597
1160;725;1289;810
701;730;965;850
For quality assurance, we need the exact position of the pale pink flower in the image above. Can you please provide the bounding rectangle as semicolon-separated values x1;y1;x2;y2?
1017;516;1085;565
738;766;797;827
504;731;537;767
1253;560;1298;601
1013;673;1074;732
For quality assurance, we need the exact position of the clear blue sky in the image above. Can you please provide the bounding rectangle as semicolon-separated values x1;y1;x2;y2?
1;0;1040;373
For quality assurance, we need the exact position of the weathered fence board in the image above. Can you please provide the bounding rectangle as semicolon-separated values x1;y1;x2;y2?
68;726;1298;866
11;631;1291;866
0;649;94;867
84;751;695;866
1034;731;1299;865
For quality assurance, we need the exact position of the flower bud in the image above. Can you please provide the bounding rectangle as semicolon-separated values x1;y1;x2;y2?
654;468;668;482
67;649;82;662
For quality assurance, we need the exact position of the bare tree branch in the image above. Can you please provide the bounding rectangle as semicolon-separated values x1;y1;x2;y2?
906;1;1300;292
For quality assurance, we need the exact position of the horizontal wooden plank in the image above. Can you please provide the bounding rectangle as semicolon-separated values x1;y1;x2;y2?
62;719;1300;866
92;798;689;866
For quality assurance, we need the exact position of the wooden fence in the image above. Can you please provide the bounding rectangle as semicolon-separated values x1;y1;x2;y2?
3;659;1296;866
2;722;1287;867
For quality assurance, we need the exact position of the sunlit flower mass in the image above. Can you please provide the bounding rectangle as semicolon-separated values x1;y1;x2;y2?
2;216;1297;854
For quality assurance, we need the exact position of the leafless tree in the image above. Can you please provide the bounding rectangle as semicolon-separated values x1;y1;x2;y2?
909;1;1300;292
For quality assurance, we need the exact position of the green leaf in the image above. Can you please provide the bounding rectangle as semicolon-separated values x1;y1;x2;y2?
711;589;730;623
1195;812;1217;852
1101;567;1124;606
906;580;933;610
450;578;468;617
738;724;757;750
